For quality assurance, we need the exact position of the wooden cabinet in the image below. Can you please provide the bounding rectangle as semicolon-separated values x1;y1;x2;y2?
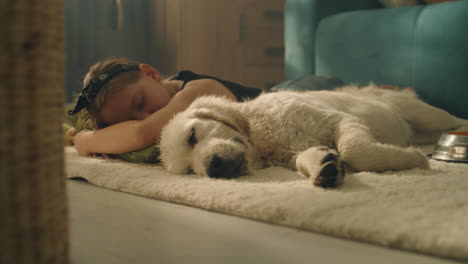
152;0;286;90
65;0;153;101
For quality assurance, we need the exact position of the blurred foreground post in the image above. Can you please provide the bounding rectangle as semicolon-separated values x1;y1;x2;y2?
0;0;69;263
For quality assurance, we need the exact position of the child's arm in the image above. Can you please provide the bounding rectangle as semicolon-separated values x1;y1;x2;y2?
74;79;237;156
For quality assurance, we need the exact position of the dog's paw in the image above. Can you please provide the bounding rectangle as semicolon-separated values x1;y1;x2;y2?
313;153;345;188
295;147;345;188
414;149;430;169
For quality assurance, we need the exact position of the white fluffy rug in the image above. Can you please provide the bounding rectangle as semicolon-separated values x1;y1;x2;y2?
65;146;468;261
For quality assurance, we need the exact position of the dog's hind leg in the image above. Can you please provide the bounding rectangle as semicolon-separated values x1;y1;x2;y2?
295;147;345;188
395;99;468;144
335;118;429;172
383;95;468;144
384;92;468;132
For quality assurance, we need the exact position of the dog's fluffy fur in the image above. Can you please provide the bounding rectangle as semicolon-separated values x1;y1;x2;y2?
159;85;468;188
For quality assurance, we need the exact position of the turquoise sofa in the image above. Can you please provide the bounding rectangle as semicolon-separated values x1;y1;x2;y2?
284;0;468;118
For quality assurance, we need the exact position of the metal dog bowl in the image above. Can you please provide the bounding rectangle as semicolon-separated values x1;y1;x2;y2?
431;131;468;163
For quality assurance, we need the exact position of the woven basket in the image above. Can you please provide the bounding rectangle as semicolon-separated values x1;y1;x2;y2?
0;1;68;263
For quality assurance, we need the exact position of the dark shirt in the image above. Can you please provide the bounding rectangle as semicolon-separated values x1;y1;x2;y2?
172;70;263;102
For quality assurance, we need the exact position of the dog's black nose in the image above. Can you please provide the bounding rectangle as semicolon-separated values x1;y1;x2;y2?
206;154;245;179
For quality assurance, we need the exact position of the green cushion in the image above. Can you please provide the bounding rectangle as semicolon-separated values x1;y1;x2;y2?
64;107;160;164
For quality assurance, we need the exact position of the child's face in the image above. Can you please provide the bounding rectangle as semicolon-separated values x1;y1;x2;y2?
97;75;171;125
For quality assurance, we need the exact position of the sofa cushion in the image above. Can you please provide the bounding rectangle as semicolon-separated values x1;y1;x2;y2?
315;1;468;118
284;0;382;80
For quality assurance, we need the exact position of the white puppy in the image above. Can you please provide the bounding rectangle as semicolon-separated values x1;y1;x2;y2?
159;85;468;188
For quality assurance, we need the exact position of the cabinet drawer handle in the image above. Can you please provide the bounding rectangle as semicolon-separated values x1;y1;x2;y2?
238;14;245;41
263;10;283;20
116;0;123;31
264;47;284;57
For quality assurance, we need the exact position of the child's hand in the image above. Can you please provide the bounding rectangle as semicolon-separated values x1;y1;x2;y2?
74;130;94;157
74;130;113;159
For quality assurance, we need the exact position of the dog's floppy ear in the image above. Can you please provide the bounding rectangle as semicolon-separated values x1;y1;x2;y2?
193;107;250;138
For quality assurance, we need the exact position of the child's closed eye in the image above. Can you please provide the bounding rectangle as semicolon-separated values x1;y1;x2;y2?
137;95;145;110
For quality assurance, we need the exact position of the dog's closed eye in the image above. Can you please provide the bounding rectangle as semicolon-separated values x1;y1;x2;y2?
188;127;197;146
232;136;245;146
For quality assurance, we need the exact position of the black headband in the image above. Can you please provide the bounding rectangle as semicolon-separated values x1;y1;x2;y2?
68;64;140;115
